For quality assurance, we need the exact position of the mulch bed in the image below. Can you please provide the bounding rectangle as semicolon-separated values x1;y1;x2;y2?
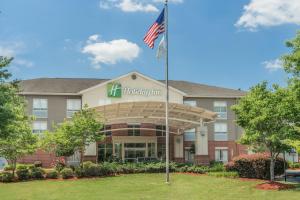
255;182;296;190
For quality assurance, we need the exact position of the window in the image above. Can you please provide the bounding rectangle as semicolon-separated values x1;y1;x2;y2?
214;123;228;141
185;147;195;162
101;125;112;136
214;101;227;119
215;148;228;163
156;125;166;137
157;143;166;160
114;143;122;160
67;99;81;118
32;121;47;134
33;99;48;118
184;100;197;107
148;143;156;158
98;143;113;162
128;124;140;136
124;143;146;162
184;129;195;141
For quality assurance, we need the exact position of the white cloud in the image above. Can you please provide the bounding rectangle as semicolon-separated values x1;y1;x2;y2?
153;0;183;4
82;35;140;69
118;0;158;13
236;0;300;30
0;41;24;57
263;59;283;72
99;0;183;13
0;41;34;69
14;59;34;68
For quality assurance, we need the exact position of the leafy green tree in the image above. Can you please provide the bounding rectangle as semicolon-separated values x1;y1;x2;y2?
0;119;38;176
232;82;300;181
0;56;24;139
41;105;104;164
0;56;38;175
281;31;300;153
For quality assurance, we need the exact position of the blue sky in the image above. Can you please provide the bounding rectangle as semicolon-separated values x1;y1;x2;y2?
0;0;299;90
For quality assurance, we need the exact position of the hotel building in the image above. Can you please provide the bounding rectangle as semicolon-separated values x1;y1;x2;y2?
18;71;249;167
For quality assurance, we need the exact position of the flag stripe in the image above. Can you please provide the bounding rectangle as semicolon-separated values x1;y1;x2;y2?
144;9;165;49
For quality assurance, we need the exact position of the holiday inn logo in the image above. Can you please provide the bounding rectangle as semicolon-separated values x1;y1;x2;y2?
107;82;122;98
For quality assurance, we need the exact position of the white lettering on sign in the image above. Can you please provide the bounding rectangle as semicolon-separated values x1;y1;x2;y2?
123;87;161;96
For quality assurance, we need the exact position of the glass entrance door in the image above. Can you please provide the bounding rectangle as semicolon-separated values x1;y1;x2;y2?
124;143;146;162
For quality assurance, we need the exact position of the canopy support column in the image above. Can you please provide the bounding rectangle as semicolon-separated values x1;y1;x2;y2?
194;119;209;165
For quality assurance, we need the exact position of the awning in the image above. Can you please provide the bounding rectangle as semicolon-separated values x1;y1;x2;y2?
94;101;217;132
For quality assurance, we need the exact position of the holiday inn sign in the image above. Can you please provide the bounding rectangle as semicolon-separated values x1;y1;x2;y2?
107;82;162;98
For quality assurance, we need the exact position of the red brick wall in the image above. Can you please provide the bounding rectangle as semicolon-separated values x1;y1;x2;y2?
208;141;248;161
18;149;57;168
112;123;128;136
141;123;156;136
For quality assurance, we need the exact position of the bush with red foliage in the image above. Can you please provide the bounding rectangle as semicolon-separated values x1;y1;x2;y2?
225;153;286;180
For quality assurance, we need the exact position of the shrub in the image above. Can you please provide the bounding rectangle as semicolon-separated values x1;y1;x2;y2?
208;171;239;178
289;162;300;169
52;157;66;172
225;153;286;179
61;168;74;179
74;167;85;178
0;172;14;183
30;167;45;179
81;161;101;177
34;161;43;168
46;170;59;179
208;162;225;172
16;165;30;181
3;165;14;171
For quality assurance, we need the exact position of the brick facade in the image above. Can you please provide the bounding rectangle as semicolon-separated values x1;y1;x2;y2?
18;124;248;167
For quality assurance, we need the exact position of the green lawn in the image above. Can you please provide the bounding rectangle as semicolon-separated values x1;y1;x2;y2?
0;174;299;200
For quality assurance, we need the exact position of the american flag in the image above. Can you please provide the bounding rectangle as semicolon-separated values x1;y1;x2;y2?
144;9;165;49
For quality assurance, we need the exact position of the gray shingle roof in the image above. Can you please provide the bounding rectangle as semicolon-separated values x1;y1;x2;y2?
20;78;246;97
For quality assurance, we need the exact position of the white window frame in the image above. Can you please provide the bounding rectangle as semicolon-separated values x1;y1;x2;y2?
214;123;228;141
183;100;197;107
213;101;227;119
32;121;47;134
215;147;228;163
184;129;196;141
67;99;82;118
33;99;48;118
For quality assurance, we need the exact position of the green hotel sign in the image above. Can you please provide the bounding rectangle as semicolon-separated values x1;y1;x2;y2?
107;82;122;98
107;82;162;98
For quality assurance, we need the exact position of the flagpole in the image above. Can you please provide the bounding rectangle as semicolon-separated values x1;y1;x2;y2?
164;0;170;183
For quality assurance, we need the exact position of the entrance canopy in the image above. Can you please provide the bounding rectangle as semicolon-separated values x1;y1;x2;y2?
94;101;217;133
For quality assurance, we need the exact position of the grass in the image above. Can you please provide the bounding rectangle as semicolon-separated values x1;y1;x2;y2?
0;174;299;200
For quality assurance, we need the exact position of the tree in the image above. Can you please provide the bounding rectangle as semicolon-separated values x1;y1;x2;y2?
0;56;38;175
0;118;38;176
281;31;300;153
232;82;300;181
41;105;104;165
0;56;24;139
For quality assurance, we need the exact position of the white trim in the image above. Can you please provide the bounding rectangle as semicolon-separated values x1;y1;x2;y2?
215;147;228;150
78;71;187;96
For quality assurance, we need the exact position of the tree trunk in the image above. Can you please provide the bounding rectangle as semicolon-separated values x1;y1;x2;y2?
270;153;275;182
12;159;17;178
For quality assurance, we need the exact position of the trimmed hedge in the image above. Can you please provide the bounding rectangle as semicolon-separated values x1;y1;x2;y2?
61;168;74;179
225;153;286;179
30;167;45;179
289;162;300;169
16;165;30;181
0;172;14;183
45;170;59;179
